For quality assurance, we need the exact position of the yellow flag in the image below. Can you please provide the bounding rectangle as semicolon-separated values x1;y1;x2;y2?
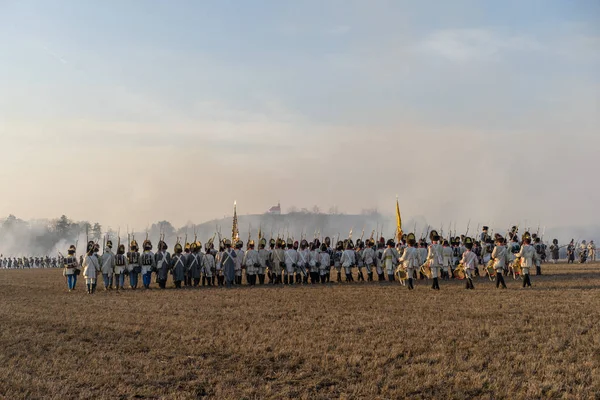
396;197;403;241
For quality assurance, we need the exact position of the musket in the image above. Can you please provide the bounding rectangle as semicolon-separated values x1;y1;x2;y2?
349;228;353;239
360;227;365;242
465;219;471;237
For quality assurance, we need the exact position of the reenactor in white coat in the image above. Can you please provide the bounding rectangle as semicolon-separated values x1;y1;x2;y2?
308;242;320;284
319;243;331;283
491;237;509;289
460;237;477;289
362;240;376;282
243;240;260;286
82;246;101;294
382;239;399;282
341;240;356;283
171;242;186;289
234;240;244;285
516;234;537;288
442;240;453;280
426;232;443;290
188;241;204;287
589;241;596;263
201;245;215;286
398;234;419;290
297;240;310;284
257;238;269;285
270;239;285;285
101;240;115;290
155;241;171;289
284;239;299;285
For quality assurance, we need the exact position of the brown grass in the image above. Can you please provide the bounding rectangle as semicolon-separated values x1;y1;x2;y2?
1;263;600;399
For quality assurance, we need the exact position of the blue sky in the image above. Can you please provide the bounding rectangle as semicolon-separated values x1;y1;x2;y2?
0;1;598;228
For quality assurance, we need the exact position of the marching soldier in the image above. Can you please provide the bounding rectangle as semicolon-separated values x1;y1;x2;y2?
101;240;115;290
417;240;428;280
398;233;418;290
382;239;399;282
171;242;186;289
491;237;508;289
355;240;365;282
82;244;101;294
127;240;141;289
333;240;344;283
63;245;79;292
308;242;320;284
589;241;596;263
426;232;443;290
567;240;575;264
341;240;356;282
155;240;171;289
319;243;331;283
257;238;269;285
183;243;192;287
234;240;244;285
243;240;259;286
516;234;537;288
550;239;560;263
114;244;128;290
362;240;376;282
140;240;156;289
222;239;236;288
460;237;477;289
188;241;203;287
297;240;310;284
285;238;299;285
270;239;285;285
266;239;276;283
442;240;453;280
534;237;544;275
201;243;215;286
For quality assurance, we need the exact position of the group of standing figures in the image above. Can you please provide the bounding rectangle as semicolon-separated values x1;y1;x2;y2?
56;226;595;294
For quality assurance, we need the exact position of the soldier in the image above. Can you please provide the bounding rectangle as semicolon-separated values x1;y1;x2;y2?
534;237;544;275
319;243;331;283
171;242;186;289
442;240;453;280
398;234;418;290
579;240;588;264
266;238;276;283
63;245;79;292
201;243;215;286
308;242;320;284
355;240;365;282
257;238;269;285
270;239;285;285
101;240;115;290
155;240;171;289
426;233;443;290
516;235;537;288
82;244;101;294
183;242;192;287
567;240;575;264
188;241;203;287
285;238;299;285
549;239;560;263
362;239;376;282
113;244;128;290
243;240;259;286
460;237;477;289
333;240;344;283
297;240;310;284
234;240;244;285
127;240;141;289
221;239;237;288
382;239;399;282
341;240;356;283
140;240;156;289
491;237;508;289
417;240;428;280
589;241;596;263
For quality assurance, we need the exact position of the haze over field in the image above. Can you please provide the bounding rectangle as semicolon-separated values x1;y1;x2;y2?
1;1;598;231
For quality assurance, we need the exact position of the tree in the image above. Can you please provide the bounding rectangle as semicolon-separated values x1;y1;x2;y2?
287;206;299;214
311;205;321;214
54;215;72;239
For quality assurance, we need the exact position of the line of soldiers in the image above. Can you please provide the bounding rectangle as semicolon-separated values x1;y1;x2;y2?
0;256;62;269
56;225;591;294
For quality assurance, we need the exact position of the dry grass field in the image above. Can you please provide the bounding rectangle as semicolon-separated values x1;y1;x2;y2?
1;263;600;399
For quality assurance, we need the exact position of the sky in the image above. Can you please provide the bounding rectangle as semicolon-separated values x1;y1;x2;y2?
0;0;598;231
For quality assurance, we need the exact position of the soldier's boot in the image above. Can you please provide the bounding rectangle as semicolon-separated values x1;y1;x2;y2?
283;275;289;285
432;278;439;290
337;272;342;283
358;271;364;282
470;279;475;289
258;274;265;285
326;273;330;283
303;274;308;284
201;276;206;286
296;274;302;284
407;278;413;289
345;273;351;282
367;272;373;282
465;279;470;289
349;273;355;282
378;273;385;281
